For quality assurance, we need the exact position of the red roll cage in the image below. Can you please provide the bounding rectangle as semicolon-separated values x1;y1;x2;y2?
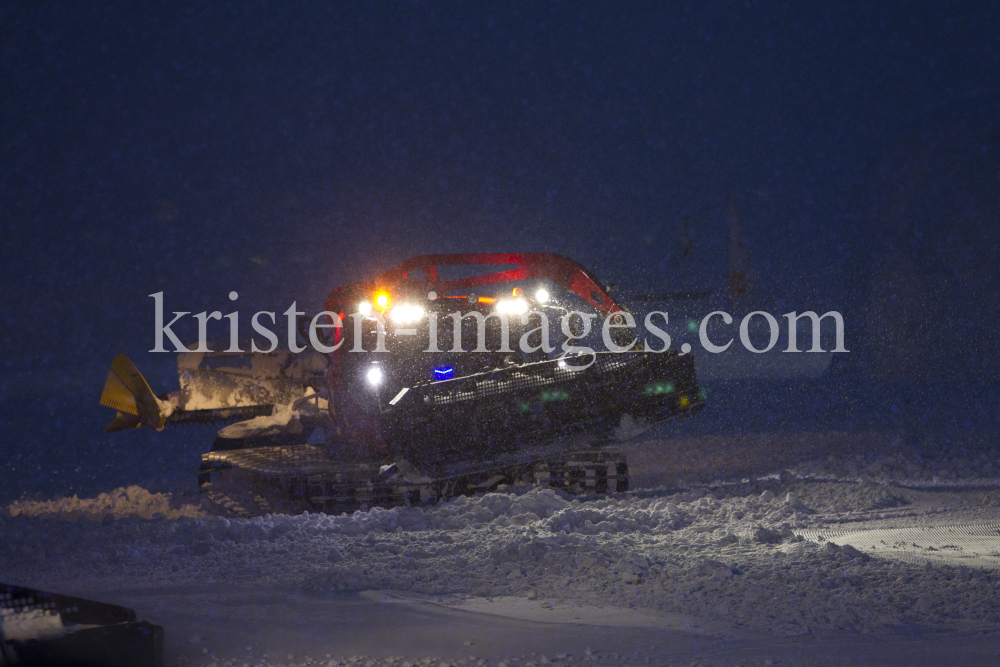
331;253;626;317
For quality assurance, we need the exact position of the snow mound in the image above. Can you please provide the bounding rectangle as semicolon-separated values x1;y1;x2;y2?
6;482;1000;639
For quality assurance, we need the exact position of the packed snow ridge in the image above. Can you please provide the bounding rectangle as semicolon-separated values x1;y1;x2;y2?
5;485;204;521
788;435;1000;488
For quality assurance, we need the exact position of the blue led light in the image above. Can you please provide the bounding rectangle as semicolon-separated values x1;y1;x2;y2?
433;366;454;381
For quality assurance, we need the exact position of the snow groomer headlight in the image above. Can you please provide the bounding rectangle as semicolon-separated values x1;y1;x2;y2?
366;366;384;386
389;303;425;324
358;290;391;318
495;298;529;315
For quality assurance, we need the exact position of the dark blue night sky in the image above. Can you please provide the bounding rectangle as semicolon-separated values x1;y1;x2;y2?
2;1;999;500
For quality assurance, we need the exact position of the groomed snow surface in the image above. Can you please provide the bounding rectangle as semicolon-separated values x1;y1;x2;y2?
3;432;1000;666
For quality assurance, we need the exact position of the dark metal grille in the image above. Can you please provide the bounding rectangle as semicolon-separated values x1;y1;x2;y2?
420;353;634;406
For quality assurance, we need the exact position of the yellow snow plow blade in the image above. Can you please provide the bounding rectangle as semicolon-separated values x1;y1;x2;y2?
100;354;167;432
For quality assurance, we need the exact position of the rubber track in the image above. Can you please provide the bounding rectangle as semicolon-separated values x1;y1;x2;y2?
200;446;628;517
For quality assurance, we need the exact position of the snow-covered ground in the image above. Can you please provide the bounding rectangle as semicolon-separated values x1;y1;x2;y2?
3;431;1000;666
